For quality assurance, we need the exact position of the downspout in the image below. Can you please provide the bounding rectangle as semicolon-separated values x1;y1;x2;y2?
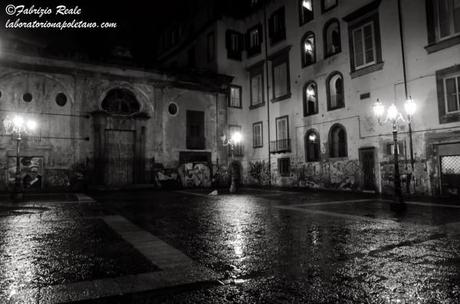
263;1;272;187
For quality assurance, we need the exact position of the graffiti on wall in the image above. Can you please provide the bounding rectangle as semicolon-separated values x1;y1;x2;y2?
294;159;361;190
247;160;271;186
8;156;44;189
178;162;212;188
380;159;429;195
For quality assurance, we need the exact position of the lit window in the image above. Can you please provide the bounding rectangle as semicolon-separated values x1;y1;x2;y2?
327;72;344;110
301;32;315;67
300;0;314;25
303;81;318;116
324;19;341;57
305;129;320;162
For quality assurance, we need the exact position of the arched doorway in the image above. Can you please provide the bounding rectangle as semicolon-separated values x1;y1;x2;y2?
92;88;149;187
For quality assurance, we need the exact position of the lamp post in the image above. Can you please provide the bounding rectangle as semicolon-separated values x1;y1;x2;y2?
222;131;243;193
3;114;38;200
373;99;414;204
404;97;416;193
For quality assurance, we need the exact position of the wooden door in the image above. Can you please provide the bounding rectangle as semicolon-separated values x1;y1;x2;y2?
104;130;135;186
360;148;376;191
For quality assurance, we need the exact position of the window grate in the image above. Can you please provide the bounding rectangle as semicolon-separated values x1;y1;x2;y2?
441;155;460;174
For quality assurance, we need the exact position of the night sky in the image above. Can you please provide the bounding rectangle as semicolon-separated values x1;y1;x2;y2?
0;0;186;66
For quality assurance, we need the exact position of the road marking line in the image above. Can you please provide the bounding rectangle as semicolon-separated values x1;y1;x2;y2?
2;215;221;303
175;190;217;198
281;199;376;208
274;205;397;225
404;201;460;208
75;193;96;203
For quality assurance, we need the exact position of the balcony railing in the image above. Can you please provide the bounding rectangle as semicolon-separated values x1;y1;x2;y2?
270;139;291;153
228;144;244;157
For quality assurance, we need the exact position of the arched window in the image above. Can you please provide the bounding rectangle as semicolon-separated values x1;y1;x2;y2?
303;81;318;116
301;32;316;67
305;129;320;162
324;19;341;57
101;88;140;115
329;124;347;158
326;72;344;110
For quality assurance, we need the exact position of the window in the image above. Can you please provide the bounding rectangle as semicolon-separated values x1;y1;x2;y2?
56;93;67;107
329;124;347;158
445;74;460;113
229;125;243;156
436;65;460;123
322;0;338;12
226;30;244;60
246;24;263;57
269;7;286;45
229;85;242;108
278;157;291;176
207;32;215;62
299;0;314;25
352;23;375;68
101;88;140;115
253;122;263;148
326;72;344;110
324;19;341;57
271;48;291;101
305;129;320;162
249;64;264;108
303;81;318;116
345;9;383;75
301;32;316;67
426;0;460;52
168;102;178;116
276;116;290;151
186;110;205;150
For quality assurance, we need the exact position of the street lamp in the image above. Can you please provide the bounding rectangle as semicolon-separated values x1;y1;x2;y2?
372;99;406;203
3;114;38;200
404;96;416;193
222;131;243;193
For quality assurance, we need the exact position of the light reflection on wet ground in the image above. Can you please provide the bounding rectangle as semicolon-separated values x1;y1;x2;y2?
1;190;459;303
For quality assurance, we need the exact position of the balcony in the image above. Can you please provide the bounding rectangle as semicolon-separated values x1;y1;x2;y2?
228;144;244;157
270;139;291;153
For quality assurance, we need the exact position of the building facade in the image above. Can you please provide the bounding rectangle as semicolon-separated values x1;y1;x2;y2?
156;0;460;196
0;36;232;191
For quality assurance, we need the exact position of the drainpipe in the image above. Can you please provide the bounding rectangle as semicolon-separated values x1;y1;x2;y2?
397;0;415;192
263;1;271;187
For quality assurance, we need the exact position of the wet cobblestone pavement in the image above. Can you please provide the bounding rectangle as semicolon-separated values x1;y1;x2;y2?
1;189;460;303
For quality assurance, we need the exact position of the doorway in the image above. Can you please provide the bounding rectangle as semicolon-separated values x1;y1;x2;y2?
359;147;376;191
104;130;135;186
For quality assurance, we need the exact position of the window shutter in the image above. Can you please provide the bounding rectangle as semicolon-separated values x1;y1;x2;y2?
245;31;251;51
225;30;231;50
257;24;263;43
238;32;244;52
268;15;274;38
425;0;436;44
